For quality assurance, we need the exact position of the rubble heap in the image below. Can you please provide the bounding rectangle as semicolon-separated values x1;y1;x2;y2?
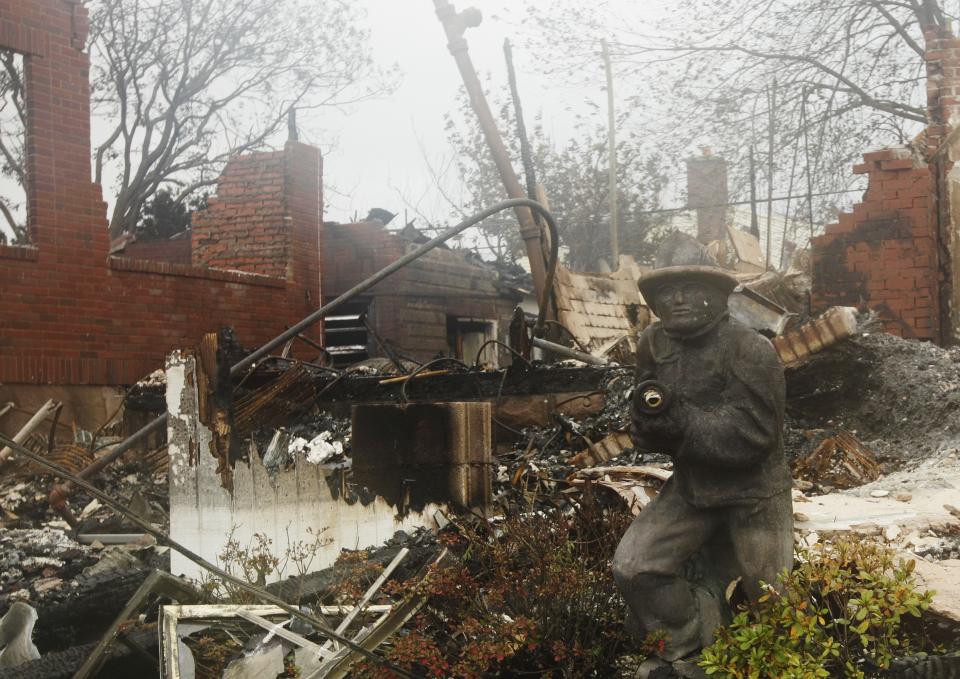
787;329;960;461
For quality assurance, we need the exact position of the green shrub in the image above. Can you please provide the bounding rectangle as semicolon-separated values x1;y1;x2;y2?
699;539;934;679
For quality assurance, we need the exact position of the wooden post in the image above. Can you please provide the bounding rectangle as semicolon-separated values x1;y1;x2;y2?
433;0;548;303
602;39;619;263
765;78;777;271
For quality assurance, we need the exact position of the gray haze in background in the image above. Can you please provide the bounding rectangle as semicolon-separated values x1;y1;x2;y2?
314;0;662;226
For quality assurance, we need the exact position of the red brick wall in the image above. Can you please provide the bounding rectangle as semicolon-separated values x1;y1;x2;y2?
811;23;960;343
324;223;518;360
811;148;939;339
192;151;289;278
121;233;192;265
0;0;323;385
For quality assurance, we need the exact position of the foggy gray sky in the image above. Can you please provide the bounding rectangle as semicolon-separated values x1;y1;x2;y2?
314;1;660;226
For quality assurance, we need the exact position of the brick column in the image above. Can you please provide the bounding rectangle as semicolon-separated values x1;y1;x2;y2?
924;24;960;344
685;151;728;245
283;141;323;343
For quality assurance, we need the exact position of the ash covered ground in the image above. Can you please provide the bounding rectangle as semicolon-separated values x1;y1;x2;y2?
786;331;960;462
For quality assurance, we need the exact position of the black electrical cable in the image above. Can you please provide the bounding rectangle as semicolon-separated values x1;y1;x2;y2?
472;339;532;370
398;357;472;403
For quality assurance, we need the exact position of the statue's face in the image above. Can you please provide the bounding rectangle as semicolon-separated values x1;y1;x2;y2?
654;280;727;334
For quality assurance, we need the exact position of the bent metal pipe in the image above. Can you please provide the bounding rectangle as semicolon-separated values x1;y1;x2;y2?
48;198;561;525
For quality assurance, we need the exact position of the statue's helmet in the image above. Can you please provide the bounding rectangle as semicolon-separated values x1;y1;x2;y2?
637;231;739;313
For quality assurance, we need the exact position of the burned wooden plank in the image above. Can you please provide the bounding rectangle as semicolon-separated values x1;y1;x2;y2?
317;365;614;403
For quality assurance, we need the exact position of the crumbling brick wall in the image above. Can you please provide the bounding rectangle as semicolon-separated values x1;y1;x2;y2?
324;223;519;361
120;233;192;265
811;23;960;344
811;148;940;340
0;0;324;385
192;151;290;278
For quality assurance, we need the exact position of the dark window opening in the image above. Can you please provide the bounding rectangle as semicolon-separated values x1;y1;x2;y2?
447;316;498;368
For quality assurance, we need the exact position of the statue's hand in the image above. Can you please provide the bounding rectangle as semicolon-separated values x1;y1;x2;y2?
630;399;684;450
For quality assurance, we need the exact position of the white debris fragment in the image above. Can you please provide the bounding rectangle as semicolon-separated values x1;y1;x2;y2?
79;499;101;520
222;641;284;679
262;429;290;468
870;489;890;498
884;525;901;542
288;431;344;465
32;577;63;595
0;602;40;668
137;368;167;387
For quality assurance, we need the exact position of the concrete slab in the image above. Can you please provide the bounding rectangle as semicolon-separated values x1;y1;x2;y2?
907;557;960;623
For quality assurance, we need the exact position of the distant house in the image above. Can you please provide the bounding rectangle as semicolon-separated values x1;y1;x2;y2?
322;221;524;367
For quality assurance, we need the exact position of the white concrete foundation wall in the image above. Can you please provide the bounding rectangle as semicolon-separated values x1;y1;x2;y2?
166;352;441;582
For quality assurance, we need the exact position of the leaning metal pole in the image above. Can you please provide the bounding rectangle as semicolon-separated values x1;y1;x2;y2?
49;198;560;524
433;0;551;309
0;433;423;679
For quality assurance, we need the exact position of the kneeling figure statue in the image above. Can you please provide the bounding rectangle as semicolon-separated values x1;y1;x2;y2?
613;243;794;675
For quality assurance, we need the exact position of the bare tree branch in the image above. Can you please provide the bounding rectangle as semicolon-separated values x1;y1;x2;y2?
88;0;392;238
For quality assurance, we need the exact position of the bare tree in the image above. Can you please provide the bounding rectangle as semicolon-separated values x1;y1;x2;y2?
89;0;391;239
0;50;26;244
526;0;955;234
445;91;670;270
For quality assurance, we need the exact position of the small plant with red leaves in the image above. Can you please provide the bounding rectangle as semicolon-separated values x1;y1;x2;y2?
355;490;633;677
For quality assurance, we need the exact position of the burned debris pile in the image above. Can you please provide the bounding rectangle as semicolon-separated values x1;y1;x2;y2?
2;304;960;679
787;329;960;462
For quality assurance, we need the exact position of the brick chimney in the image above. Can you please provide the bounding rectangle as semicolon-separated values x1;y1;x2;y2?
685;148;729;244
191;141;322;282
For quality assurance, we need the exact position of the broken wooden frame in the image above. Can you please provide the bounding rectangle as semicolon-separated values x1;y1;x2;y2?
160;602;419;679
160;548;448;679
74;570;200;679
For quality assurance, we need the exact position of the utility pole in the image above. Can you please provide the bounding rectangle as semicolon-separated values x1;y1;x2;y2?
748;146;760;239
601;39;619;263
765;78;777;271
801;87;816;246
